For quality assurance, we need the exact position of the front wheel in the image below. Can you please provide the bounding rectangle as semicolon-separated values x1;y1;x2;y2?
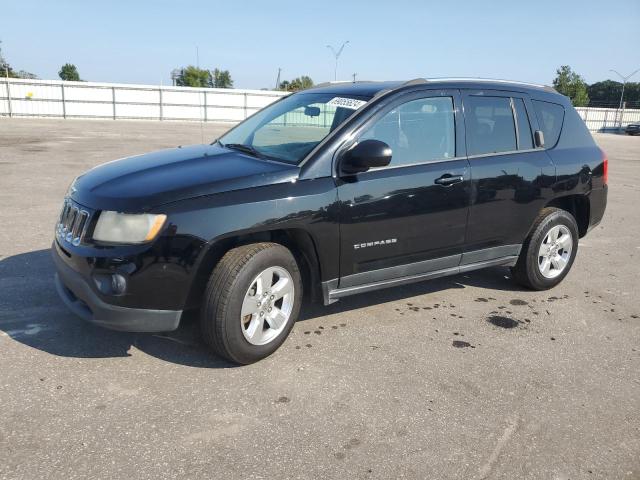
511;207;579;290
200;243;302;364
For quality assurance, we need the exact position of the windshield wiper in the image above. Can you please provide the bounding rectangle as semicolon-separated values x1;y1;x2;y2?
223;143;266;159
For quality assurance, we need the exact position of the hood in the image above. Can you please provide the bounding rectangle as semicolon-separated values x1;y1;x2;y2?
71;144;299;211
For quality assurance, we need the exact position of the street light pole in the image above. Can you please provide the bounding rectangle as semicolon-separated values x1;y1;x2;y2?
326;41;349;81
609;68;639;130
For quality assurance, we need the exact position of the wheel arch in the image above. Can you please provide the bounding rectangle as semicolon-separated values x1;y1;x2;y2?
545;194;590;238
184;228;323;311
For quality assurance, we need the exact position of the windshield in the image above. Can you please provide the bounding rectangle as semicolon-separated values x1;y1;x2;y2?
218;92;372;164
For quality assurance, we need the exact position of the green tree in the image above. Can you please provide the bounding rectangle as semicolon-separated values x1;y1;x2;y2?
588;80;622;104
624;83;640;104
175;66;210;87
14;70;38;79
588;80;640;105
58;63;81;81
174;66;233;88
293;76;314;90
210;68;233;88
279;76;314;92
552;65;589;107
278;80;291;91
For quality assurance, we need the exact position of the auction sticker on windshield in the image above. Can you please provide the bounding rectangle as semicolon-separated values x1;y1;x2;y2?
327;97;368;110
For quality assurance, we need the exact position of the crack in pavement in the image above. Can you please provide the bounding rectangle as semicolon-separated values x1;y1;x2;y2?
478;415;520;479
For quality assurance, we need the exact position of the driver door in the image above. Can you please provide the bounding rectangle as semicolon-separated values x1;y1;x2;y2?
336;90;471;289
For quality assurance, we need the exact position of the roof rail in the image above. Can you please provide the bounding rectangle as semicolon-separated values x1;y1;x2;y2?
424;77;556;92
312;80;376;88
402;78;428;86
309;77;557;93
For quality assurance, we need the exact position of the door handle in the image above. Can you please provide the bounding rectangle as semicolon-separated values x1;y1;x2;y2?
434;174;464;186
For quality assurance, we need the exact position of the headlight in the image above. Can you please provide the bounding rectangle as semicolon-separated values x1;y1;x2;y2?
93;211;167;244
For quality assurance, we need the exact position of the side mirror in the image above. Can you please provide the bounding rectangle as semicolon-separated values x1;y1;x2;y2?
340;139;392;175
534;130;545;148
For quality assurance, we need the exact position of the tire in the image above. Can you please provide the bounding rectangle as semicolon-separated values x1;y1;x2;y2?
511;207;579;290
200;242;302;364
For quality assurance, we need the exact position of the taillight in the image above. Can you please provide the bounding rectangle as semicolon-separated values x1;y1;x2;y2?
602;149;608;185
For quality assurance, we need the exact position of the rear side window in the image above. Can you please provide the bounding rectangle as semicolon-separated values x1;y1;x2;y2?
513;98;533;150
532;100;565;148
465;96;516;155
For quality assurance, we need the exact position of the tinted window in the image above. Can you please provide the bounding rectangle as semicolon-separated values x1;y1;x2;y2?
466;96;516;155
360;96;455;167
513;98;533;149
532;100;564;148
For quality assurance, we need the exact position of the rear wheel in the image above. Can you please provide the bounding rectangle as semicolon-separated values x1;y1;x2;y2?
200;242;302;364
511;207;579;290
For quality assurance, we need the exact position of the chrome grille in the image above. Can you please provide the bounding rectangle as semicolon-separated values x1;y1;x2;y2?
56;199;91;246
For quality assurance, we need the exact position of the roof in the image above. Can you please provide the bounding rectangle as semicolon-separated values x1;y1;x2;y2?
307;78;557;97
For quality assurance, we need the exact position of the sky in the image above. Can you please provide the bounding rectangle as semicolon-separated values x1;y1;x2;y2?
1;0;639;89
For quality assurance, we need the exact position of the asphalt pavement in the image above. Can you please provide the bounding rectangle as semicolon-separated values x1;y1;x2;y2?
0;118;638;479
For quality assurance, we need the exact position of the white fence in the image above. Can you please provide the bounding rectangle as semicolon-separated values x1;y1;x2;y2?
0;77;288;122
575;106;640;132
2;77;639;132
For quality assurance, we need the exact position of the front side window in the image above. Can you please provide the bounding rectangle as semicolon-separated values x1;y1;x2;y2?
359;96;455;167
466;96;516;155
219;92;371;164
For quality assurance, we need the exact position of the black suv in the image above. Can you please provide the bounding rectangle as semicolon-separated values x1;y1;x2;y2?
625;122;640;135
53;79;608;363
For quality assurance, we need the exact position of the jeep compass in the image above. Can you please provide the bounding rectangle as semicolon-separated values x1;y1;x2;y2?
53;78;608;363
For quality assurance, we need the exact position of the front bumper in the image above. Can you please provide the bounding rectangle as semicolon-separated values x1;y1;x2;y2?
52;243;182;332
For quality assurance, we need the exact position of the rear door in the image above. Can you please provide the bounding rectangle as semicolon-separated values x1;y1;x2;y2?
336;89;471;288
462;90;555;262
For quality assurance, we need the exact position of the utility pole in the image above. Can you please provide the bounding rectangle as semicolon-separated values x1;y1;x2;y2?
326;41;349;81
609;68;639;130
275;67;281;90
5;66;12;118
352;73;357;83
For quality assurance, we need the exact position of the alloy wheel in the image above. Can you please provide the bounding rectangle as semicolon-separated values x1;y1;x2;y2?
537;224;573;279
240;266;295;345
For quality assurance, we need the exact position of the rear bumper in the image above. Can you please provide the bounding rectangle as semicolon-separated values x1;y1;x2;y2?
587;185;607;233
52;245;181;332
